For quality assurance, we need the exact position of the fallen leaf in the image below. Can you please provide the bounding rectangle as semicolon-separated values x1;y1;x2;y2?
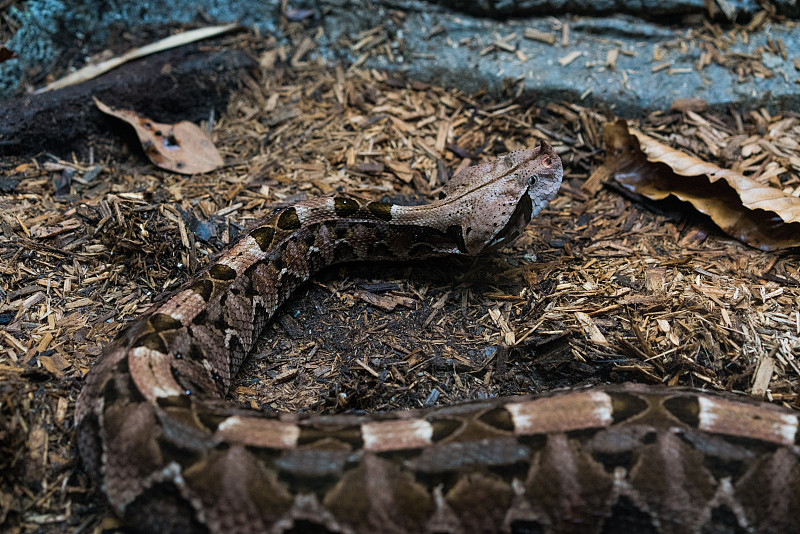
602;119;800;250
94;97;223;174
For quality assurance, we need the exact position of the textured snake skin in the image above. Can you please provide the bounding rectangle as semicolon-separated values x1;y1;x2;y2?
75;143;800;533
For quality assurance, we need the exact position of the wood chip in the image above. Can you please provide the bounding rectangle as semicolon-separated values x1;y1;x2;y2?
558;51;582;66
751;355;775;397
575;312;608;345
605;49;618;70
523;28;556;45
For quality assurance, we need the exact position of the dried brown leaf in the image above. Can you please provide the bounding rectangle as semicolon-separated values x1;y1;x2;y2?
94;97;223;174
603;119;800;250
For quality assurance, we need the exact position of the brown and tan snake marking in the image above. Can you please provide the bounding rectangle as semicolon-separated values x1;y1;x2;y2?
76;143;800;533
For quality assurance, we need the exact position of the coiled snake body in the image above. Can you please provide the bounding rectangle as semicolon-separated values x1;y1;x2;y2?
76;143;800;533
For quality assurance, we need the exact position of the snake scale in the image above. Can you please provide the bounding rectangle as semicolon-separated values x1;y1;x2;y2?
75;143;800;533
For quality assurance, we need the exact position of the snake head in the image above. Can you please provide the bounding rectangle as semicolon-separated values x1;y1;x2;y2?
488;141;562;250
440;141;562;254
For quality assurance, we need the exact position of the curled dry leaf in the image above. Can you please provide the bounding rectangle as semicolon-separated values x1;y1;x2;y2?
603;119;800;251
93;97;223;174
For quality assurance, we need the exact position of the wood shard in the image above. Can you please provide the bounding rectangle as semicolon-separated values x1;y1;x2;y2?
558;51;582;66
575;311;608;345
523;28;556;45
751;356;776;398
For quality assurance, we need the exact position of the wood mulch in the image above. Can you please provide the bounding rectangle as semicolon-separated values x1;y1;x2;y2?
2;27;800;533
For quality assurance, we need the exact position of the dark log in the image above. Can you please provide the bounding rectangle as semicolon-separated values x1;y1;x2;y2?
0;46;255;158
